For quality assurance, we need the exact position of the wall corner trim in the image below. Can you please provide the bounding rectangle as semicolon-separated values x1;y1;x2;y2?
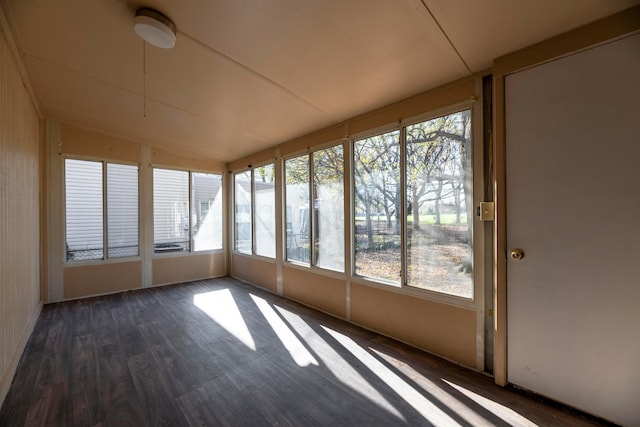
0;3;42;117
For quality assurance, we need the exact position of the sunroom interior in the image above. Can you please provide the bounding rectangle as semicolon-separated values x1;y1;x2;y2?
1;1;639;425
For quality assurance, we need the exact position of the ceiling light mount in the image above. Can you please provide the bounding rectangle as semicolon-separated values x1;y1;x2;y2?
134;8;176;49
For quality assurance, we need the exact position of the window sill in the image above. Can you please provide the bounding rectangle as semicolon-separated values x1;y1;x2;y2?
153;248;225;259
350;275;477;309
231;251;276;264
64;256;142;267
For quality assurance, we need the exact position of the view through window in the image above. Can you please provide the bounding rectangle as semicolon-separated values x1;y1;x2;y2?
65;159;139;261
406;110;473;297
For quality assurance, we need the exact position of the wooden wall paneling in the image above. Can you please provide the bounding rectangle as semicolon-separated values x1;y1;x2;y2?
153;253;226;287
0;22;42;406
64;261;143;299
231;255;278;294
350;283;477;368
282;267;347;319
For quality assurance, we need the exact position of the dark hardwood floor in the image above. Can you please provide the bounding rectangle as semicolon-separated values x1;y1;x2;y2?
0;277;613;426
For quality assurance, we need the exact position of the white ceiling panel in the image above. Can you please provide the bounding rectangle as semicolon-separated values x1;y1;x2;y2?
144;33;337;144
4;0;638;163
8;0;143;92
28;56;267;161
424;0;639;71
134;0;469;119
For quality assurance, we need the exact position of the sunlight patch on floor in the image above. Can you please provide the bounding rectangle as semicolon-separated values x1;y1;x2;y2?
274;305;405;422
193;289;256;351
371;348;499;426
442;379;538;427
250;294;318;367
323;326;462;427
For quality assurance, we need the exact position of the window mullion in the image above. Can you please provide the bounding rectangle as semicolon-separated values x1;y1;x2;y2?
399;128;407;286
308;152;315;266
251;168;256;255
189;172;193;252
102;162;108;260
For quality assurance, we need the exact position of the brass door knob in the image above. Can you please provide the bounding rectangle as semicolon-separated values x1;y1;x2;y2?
510;248;525;261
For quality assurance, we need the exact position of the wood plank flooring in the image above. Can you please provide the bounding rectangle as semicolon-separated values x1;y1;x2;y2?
0;278;614;426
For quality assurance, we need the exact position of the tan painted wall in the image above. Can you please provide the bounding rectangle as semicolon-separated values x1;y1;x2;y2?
0;25;42;405
64;261;142;299
153;253;226;286
282;268;347;319
152;147;224;173
231;254;277;293
61;124;141;163
351;284;476;367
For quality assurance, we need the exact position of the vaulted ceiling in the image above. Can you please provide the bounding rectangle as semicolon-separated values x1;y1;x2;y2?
3;0;637;162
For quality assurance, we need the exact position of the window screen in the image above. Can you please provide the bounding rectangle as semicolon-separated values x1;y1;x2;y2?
313;146;344;271
65;159;104;261
253;164;276;258
107;163;139;258
192;172;223;251
353;130;401;283
154;168;190;253
285;155;310;264
234;171;252;253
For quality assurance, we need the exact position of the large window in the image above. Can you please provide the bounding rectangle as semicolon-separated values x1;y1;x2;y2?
405;111;472;298
285;145;344;272
65;159;138;261
154;168;223;254
353;131;401;283
234;165;276;257
352;109;473;298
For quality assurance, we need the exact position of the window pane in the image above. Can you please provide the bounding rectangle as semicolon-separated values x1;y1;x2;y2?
285;155;310;264
406;110;473;298
313;146;344;271
65;159;103;261
154;169;189;253
193;173;223;251
107;163;138;258
234;171;252;253
254;164;276;258
353;131;401;283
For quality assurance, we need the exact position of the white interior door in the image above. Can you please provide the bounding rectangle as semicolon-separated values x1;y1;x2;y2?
506;34;640;426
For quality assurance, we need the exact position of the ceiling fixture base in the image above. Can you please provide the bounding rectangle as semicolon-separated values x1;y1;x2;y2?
134;8;176;49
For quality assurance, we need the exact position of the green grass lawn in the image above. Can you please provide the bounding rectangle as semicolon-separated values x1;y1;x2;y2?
355;213;467;225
